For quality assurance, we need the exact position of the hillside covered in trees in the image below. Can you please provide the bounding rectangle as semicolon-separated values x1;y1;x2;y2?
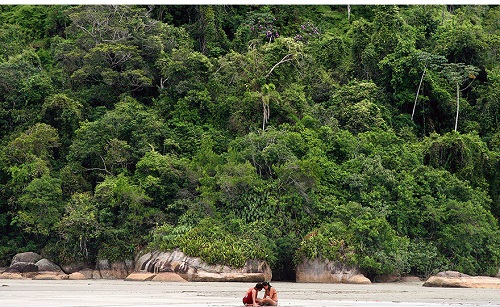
0;5;499;281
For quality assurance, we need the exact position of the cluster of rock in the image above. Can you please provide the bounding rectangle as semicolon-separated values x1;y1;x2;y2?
128;250;272;282
0;252;134;280
0;250;272;283
1;251;499;288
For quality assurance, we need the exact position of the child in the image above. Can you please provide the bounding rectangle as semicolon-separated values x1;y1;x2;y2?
260;281;278;306
243;283;264;306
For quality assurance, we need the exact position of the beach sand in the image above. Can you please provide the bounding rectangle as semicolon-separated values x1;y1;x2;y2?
0;279;499;307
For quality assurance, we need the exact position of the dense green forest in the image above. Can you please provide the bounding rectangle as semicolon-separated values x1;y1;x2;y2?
0;5;499;281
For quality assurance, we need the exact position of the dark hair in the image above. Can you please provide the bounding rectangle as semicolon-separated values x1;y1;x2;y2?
262;281;272;289
254;282;264;290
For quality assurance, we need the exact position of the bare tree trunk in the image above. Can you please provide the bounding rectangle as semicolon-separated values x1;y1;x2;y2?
412;66;426;121
262;101;269;130
454;83;459;131
348;5;351;21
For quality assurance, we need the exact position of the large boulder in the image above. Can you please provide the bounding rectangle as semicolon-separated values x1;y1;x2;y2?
36;259;64;273
135;250;271;282
5;262;38;274
5;252;41;275
296;258;370;284
423;271;500;289
345;274;372;284
11;252;42;265
94;259;134;279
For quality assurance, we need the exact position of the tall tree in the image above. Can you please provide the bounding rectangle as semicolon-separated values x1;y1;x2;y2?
57;5;163;106
441;63;479;131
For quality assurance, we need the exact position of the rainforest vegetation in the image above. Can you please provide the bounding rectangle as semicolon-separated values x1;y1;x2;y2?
0;5;499;280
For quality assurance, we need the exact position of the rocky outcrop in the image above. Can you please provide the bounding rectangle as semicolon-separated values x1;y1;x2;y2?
94;259;134;279
295;258;371;284
135;250;272;282
1;252;122;280
1;253;71;280
423;271;500;289
1;250;272;283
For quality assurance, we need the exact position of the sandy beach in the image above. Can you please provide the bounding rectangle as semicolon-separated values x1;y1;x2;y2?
1;279;499;307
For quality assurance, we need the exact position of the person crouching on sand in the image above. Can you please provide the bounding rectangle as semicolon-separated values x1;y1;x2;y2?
260;281;278;306
243;283;264;306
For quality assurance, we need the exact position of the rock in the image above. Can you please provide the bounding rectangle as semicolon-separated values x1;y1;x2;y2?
61;263;92;274
32;273;68;280
5;262;38;273
95;259;134;279
21;272;39;279
78;269;94;279
125;272;156;281
437;270;470;278
96;259;113;279
152;272;187;282
345;274;371;284
35;259;64;273
296;258;368;283
0;272;23;279
68;272;86;280
91;270;101;279
424;271;500;289
135;250;271;282
400;275;422;283
11;252;42;265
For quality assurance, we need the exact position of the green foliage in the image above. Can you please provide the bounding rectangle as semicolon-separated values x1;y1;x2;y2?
68;96;166;182
295;202;410;277
13;175;63;239
3;123;60;166
433;8;487;66
149;217;276;267
0;4;499;280
422;131;492;188
135;150;193;221
54;192;99;264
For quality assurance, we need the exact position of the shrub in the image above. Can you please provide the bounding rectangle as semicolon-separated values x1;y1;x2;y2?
295;202;410;277
148;217;276;268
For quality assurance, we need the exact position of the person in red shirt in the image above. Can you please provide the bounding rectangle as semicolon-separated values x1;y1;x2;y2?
242;283;264;306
